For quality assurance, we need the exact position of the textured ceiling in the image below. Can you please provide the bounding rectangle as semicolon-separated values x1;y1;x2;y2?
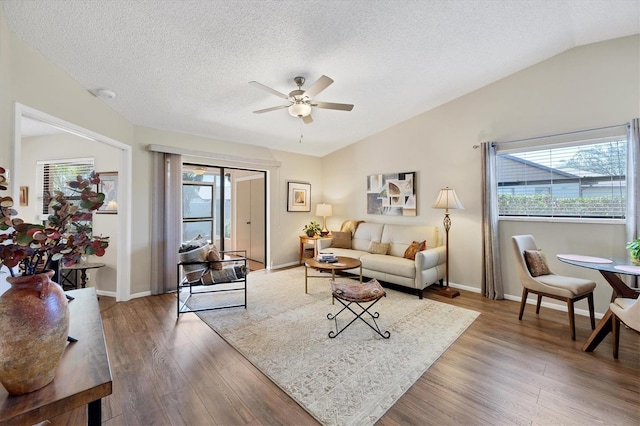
2;0;639;157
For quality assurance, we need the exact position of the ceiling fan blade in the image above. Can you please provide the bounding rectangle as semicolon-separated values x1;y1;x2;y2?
249;81;289;99
303;75;333;99
253;105;288;114
313;101;354;111
302;114;313;124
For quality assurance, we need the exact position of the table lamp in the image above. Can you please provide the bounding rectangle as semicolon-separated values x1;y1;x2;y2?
316;203;333;236
433;187;464;298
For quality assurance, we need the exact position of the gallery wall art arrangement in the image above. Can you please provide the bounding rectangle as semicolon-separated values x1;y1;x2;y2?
367;172;416;216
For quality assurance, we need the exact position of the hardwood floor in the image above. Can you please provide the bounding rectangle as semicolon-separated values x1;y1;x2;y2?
49;281;639;425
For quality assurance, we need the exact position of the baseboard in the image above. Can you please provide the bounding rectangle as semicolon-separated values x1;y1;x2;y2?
447;282;603;319
96;289;117;298
95;289;151;301
448;282;481;294
129;290;151;299
502;293;604;319
271;261;301;270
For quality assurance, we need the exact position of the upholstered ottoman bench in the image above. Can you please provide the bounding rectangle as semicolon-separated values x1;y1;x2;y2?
327;278;390;339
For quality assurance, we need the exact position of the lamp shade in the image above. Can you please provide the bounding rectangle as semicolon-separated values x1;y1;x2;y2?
433;187;464;212
288;102;311;118
315;203;333;217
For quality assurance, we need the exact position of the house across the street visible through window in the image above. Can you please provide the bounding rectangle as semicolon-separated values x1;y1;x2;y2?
496;137;627;219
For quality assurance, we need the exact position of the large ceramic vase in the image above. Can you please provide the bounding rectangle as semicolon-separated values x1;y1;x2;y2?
0;270;70;395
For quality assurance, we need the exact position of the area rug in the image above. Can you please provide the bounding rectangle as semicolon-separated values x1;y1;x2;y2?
187;267;479;426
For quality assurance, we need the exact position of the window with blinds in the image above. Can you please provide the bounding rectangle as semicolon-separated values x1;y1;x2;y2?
36;158;95;217
496;138;627;218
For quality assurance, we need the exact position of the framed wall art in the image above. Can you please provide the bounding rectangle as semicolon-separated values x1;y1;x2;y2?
287;182;311;212
97;171;118;214
367;171;416;216
19;186;28;206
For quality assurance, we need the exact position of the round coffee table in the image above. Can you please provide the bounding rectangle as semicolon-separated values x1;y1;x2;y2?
304;256;362;301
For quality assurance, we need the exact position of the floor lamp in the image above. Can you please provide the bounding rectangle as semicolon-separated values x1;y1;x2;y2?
433;187;464;298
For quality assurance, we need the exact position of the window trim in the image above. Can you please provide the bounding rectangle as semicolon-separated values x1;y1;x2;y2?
495;134;628;220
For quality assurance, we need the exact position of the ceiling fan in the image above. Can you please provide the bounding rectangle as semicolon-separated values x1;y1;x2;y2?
249;75;354;124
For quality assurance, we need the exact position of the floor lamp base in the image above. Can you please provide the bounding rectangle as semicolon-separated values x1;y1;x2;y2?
437;286;460;298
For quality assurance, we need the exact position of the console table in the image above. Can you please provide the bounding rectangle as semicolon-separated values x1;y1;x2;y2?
60;262;106;289
0;287;112;426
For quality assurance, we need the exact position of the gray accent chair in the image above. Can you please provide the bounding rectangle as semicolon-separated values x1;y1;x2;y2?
512;235;596;340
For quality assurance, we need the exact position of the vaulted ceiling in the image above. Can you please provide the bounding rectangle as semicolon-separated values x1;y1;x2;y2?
2;0;639;156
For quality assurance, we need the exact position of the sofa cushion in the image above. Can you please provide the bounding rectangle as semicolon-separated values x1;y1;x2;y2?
403;240;426;260
361;254;416;278
330;231;352;249
352;223;384;251
368;241;390;255
319;247;369;260
524;249;551;277
381;224;439;257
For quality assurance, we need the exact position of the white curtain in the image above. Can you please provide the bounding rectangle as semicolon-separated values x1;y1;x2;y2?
150;152;182;295
481;142;504;299
627;119;639;288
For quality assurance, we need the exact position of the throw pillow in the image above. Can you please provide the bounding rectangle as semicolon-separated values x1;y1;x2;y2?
201;265;247;285
524;249;551;277
403;240;426;260
340;220;364;236
178;235;209;283
330;231;352;249
207;244;223;270
368;241;390;255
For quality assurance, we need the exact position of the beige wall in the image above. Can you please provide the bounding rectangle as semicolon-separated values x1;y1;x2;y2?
135;127;323;276
1;5;323;296
323;35;639;314
2;4;638;312
21;133;119;293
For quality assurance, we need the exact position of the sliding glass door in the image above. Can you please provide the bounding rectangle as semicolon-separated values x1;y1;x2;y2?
182;165;220;244
182;164;265;265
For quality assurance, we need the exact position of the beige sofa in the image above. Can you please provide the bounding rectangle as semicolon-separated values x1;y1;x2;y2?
317;222;446;298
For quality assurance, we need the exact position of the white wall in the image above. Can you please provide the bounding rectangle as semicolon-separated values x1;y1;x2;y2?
323;35;639;314
21;133;119;292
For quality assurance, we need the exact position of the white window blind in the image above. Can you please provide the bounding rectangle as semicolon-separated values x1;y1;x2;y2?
496;138;627;218
36;158;95;217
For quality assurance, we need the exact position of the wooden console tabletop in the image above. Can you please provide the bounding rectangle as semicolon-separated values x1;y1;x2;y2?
0;287;112;426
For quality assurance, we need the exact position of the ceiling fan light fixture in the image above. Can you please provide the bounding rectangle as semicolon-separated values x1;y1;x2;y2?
288;102;311;118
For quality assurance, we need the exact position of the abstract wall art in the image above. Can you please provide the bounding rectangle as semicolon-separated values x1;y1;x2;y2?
367;172;416;216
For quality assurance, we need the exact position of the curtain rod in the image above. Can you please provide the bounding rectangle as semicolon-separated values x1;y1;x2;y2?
472;122;628;149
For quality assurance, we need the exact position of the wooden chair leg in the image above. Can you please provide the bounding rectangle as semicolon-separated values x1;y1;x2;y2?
612;313;620;359
519;288;528;320
587;293;595;330
567;299;576;341
535;294;542;314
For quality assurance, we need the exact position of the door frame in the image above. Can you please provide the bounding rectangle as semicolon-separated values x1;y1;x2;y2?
13;103;132;301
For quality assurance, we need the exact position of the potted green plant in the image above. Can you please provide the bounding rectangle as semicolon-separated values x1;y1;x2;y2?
303;221;322;238
0;166;109;395
626;238;640;265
